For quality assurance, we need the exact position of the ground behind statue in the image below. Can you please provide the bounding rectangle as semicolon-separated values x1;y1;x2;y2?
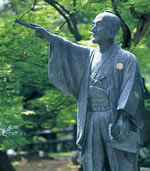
12;159;150;171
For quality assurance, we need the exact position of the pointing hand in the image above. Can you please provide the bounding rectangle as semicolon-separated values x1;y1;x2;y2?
34;26;49;40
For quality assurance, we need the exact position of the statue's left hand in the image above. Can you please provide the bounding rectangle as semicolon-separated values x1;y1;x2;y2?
117;112;130;141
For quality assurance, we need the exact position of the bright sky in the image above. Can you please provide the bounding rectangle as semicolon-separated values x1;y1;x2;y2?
0;0;8;7
0;0;4;6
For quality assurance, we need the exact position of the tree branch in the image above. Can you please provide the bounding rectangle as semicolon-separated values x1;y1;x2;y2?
69;0;82;40
59;21;67;30
45;0;74;34
73;0;76;8
9;0;37;34
45;0;82;41
53;0;70;15
19;0;37;19
129;6;143;19
130;6;150;45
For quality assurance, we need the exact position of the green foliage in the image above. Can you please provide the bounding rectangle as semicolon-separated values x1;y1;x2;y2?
130;28;150;84
0;29;30;149
22;89;76;130
81;0;88;5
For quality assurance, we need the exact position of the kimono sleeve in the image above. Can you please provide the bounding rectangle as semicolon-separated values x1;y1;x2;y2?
117;53;144;118
48;34;91;99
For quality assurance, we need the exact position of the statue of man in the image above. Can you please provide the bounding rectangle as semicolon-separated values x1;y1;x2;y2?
34;11;144;171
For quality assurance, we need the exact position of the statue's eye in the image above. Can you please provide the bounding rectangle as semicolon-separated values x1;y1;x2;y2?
97;22;102;27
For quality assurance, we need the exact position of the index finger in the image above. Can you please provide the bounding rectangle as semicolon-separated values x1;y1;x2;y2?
29;23;42;28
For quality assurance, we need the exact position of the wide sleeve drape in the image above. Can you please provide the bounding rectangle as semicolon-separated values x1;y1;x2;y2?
48;35;91;99
117;53;144;128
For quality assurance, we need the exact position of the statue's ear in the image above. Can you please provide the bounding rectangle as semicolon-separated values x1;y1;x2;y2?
108;30;115;39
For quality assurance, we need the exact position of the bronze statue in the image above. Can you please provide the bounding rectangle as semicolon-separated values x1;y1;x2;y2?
15;11;144;171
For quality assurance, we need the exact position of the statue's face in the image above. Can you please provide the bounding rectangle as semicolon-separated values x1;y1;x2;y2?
92;14;111;44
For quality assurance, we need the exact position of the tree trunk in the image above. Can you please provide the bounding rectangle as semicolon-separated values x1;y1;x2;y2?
111;0;131;48
0;151;15;171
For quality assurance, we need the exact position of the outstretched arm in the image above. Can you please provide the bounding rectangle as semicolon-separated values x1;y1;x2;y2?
14;19;54;43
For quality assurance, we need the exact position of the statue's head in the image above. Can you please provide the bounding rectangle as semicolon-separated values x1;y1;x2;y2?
92;11;120;44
